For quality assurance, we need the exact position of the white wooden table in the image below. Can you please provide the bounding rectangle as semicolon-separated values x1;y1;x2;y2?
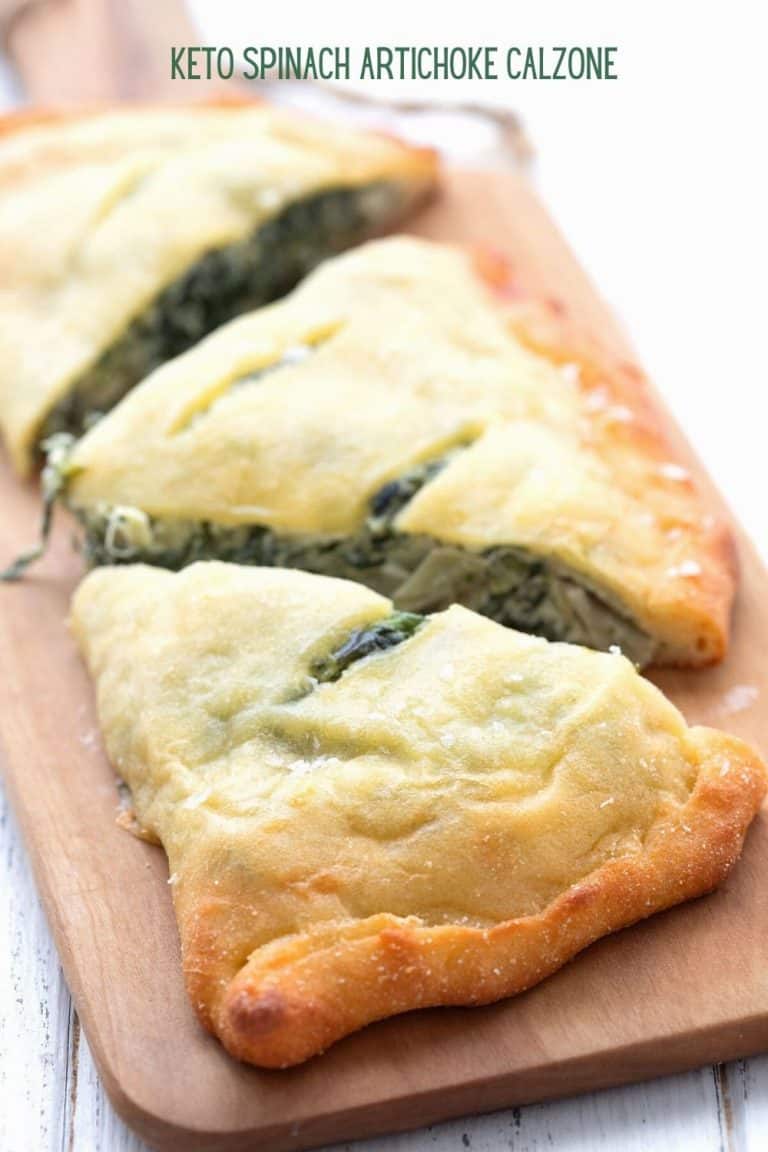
2;21;768;1148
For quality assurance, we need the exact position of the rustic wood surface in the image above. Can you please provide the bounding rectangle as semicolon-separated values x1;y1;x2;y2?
0;169;767;1152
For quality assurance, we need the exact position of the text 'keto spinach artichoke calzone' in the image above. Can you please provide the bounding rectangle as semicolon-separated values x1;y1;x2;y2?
71;562;766;1068
0;102;437;473
42;238;735;667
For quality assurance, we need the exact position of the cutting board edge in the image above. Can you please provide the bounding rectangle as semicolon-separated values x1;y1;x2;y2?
97;1008;768;1152
2;166;768;1150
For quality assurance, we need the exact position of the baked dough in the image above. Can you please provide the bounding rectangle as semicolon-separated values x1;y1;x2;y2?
0;102;436;472
71;561;766;1068
61;238;735;666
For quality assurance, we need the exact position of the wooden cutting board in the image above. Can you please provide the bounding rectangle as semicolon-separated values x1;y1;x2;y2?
1;170;767;1152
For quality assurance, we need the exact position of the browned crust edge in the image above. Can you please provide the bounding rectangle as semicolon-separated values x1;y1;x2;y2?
470;247;737;668
187;729;766;1068
0;99;439;186
0;96;260;140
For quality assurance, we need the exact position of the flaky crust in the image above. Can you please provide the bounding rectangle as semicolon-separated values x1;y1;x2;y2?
69;238;735;666
0;102;437;472
71;562;766;1069
210;730;764;1067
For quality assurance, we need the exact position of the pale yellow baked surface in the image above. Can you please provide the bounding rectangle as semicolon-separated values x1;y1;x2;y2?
68;237;735;664
0;102;435;471
71;561;766;1068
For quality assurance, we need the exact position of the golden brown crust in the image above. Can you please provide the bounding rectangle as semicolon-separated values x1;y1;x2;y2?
472;249;736;666
71;562;766;1071
206;730;764;1067
525;320;735;667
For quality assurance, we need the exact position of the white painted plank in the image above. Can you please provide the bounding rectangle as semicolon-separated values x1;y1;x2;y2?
509;1068;724;1151
0;783;73;1152
68;1029;149;1152
724;1056;768;1152
329;1067;725;1152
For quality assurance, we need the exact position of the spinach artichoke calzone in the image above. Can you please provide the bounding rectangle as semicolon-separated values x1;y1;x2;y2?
52;238;734;667
71;562;766;1068
0;102;436;473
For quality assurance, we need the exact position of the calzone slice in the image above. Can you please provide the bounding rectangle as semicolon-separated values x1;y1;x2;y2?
0;103;436;472
71;562;766;1069
55;238;733;667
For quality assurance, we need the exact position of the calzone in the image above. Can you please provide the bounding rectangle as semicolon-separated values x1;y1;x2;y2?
71;561;766;1068
53;239;734;667
0;103;436;472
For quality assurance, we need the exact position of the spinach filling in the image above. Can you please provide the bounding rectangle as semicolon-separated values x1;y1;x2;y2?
311;612;424;683
39;182;404;444
3;434;654;663
71;452;656;667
